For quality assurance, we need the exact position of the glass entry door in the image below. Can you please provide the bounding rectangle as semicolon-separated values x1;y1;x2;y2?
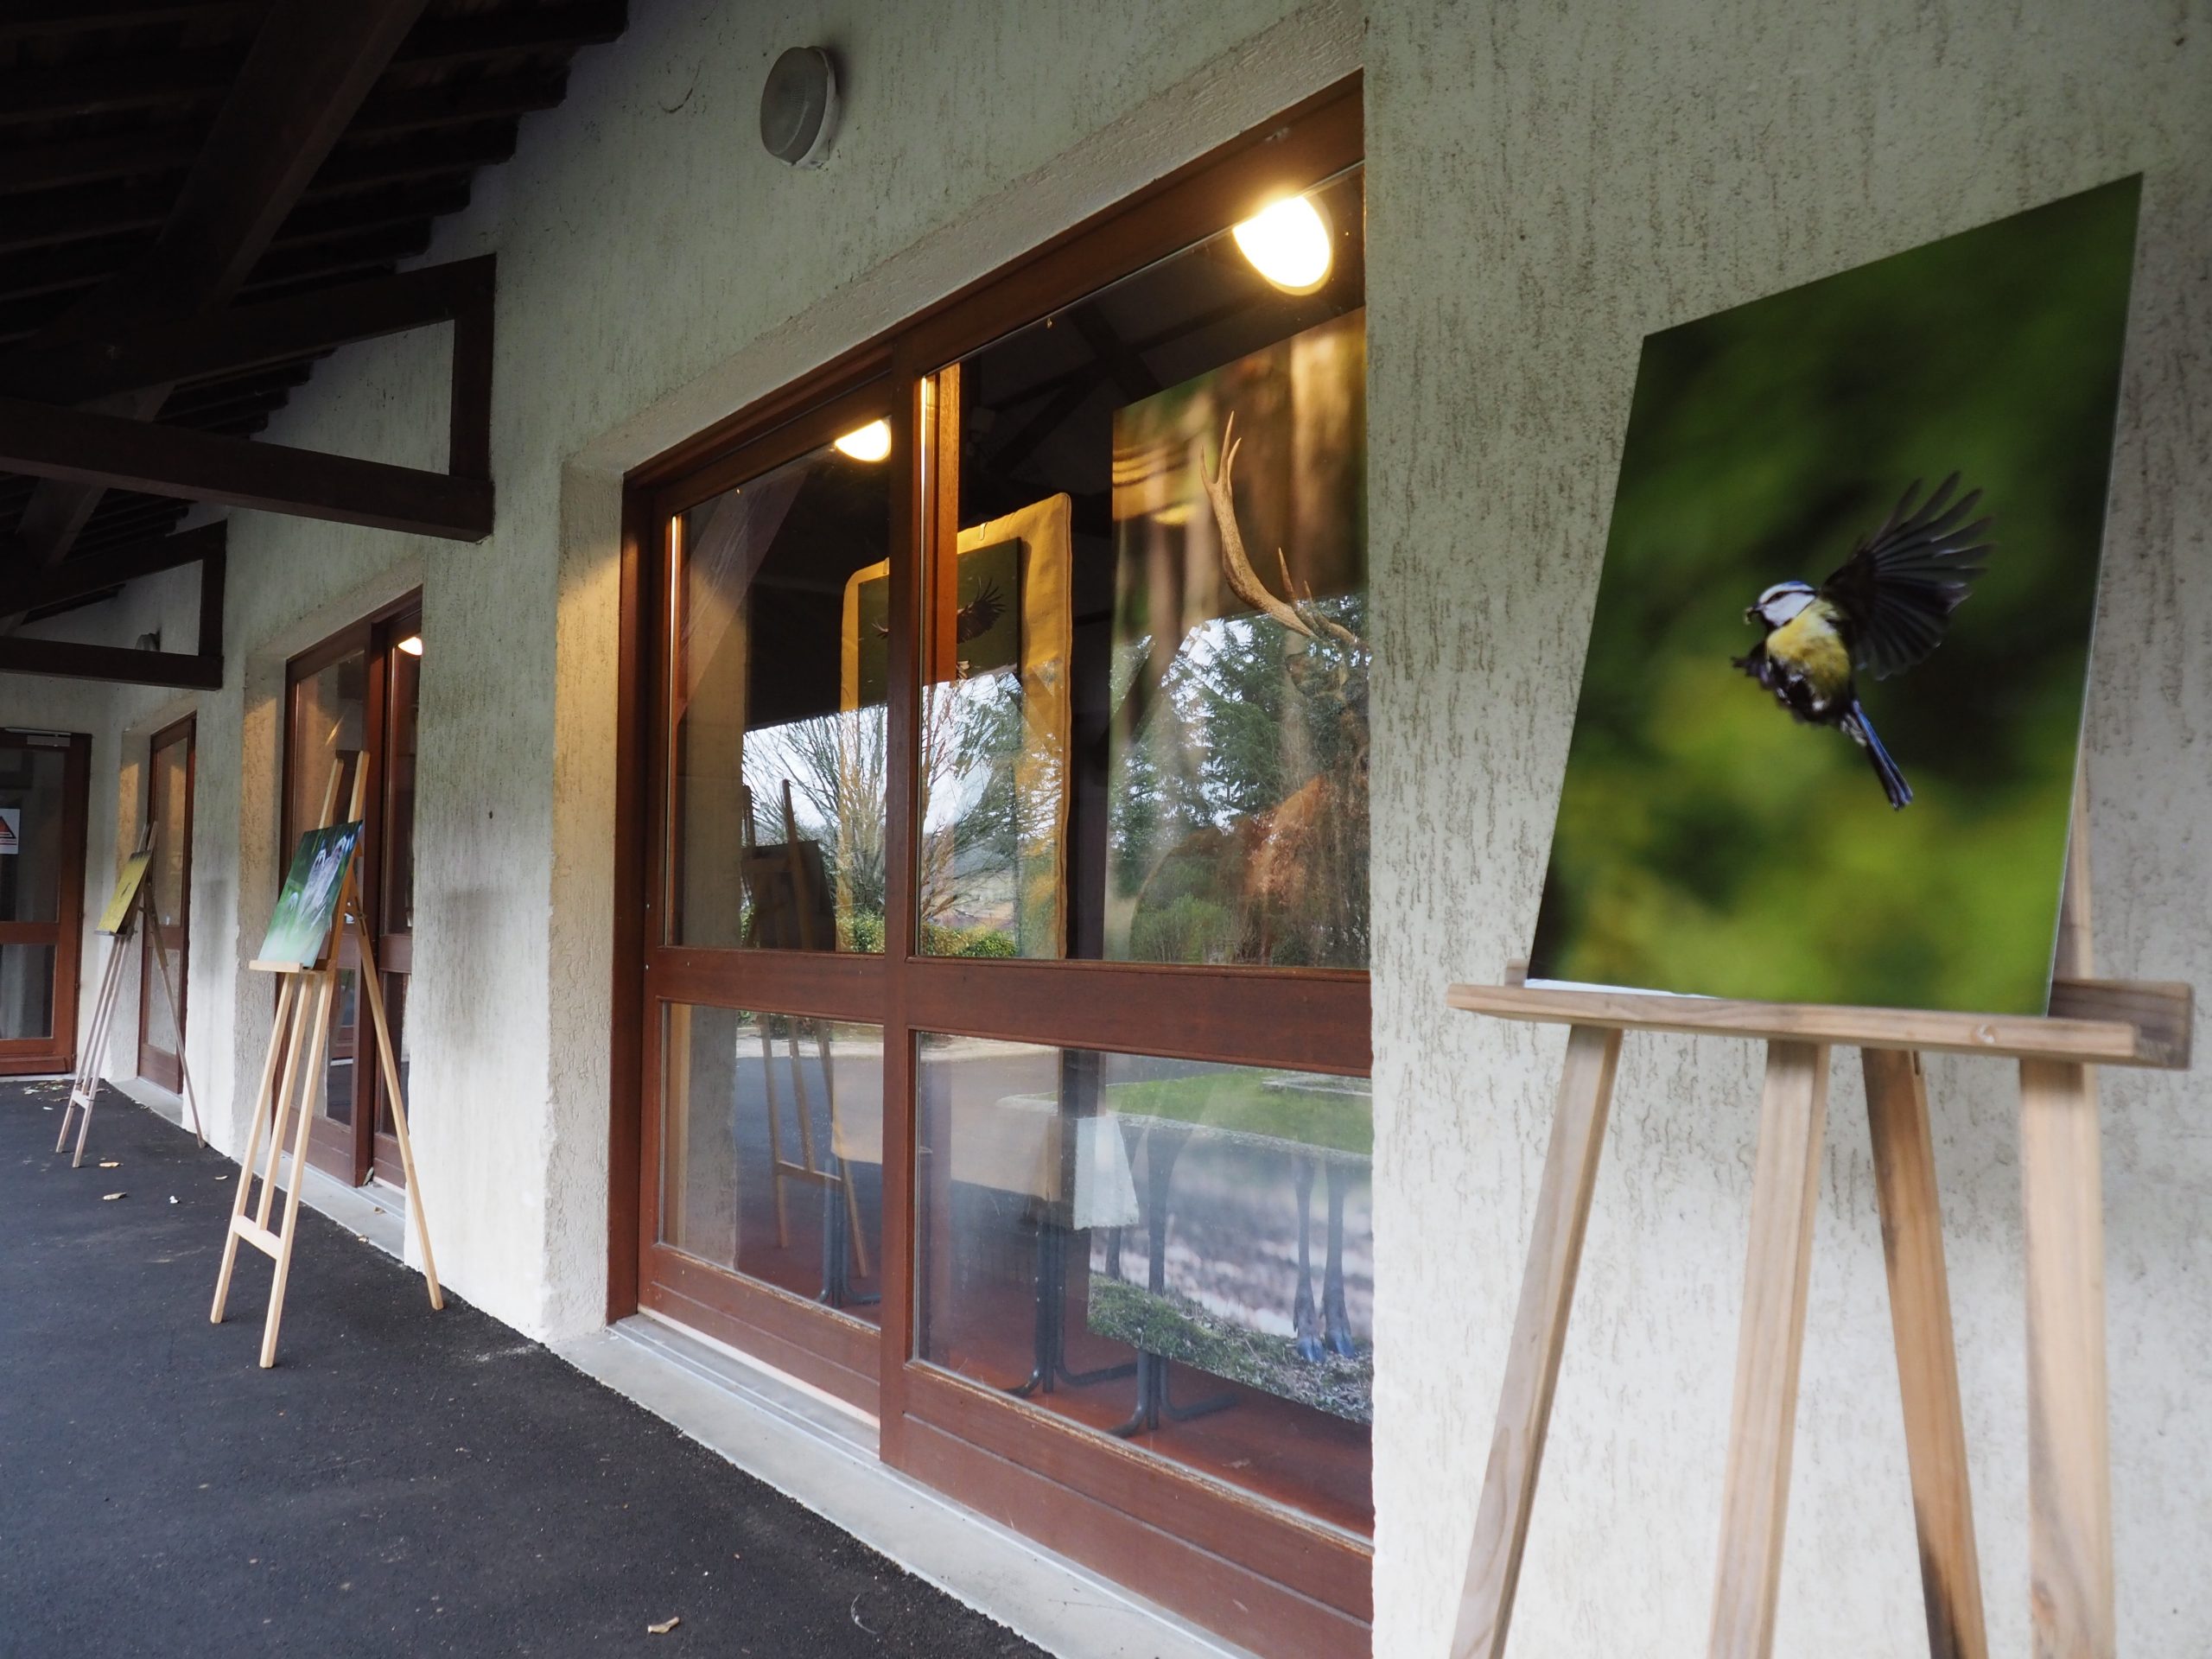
137;715;194;1090
0;730;90;1077
282;599;422;1185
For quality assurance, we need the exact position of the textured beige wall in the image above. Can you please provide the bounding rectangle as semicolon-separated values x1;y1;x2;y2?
8;3;2207;1652
1364;2;2209;1653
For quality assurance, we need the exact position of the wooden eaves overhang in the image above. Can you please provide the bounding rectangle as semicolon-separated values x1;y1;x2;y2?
0;0;628;689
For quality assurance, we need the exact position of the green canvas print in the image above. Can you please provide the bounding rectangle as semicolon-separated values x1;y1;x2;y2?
256;821;362;970
1529;179;2139;1015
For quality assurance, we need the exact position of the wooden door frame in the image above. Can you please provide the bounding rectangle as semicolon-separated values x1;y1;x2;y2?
137;712;195;1091
0;729;90;1077
280;593;418;1186
608;76;1373;1657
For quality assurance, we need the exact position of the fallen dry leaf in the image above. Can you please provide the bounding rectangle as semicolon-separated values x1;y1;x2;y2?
102;1192;126;1201
647;1616;680;1635
99;1160;120;1168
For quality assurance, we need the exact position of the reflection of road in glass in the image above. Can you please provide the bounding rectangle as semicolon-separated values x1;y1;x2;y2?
664;1024;884;1322
1095;1137;1374;1344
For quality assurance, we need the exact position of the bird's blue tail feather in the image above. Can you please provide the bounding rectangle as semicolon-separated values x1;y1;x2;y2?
1845;701;1913;810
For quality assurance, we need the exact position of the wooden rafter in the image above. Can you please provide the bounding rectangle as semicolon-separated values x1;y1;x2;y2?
0;395;493;542
0;257;495;405
8;0;433;571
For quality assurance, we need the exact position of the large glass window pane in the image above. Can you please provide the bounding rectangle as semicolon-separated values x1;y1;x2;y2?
0;944;56;1040
660;1006;884;1325
143;732;191;1059
384;632;421;935
665;435;893;951
288;651;367;838
921;167;1367;967
0;745;67;925
915;1033;1372;1531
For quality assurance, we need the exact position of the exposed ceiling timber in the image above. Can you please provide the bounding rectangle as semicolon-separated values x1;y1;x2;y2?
10;0;432;573
0;256;493;405
0;2;626;646
0;393;493;541
12;521;225;614
0;73;569;200
0;2;624;127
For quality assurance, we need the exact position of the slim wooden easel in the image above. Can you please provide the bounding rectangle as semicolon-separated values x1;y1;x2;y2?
56;823;204;1166
1446;805;2192;1659
211;760;442;1369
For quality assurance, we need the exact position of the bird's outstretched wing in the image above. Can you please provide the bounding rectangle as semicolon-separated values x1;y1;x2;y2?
1818;474;1993;679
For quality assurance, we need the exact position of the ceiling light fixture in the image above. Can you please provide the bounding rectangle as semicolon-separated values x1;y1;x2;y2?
834;419;892;462
1232;194;1333;295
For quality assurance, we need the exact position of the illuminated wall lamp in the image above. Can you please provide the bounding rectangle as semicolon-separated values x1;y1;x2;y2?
834;419;893;462
1233;194;1333;295
397;635;423;657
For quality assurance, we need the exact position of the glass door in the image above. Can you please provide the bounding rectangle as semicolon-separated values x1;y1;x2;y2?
137;715;194;1090
0;730;90;1077
281;598;421;1185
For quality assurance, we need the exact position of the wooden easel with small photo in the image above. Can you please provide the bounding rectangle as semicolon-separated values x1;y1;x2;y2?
1444;788;2194;1659
54;823;204;1166
210;757;441;1369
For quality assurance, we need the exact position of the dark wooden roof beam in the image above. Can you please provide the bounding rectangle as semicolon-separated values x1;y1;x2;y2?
0;257;492;404
0;636;223;689
0;394;493;541
0;3;620;129
0;73;568;200
0;3;259;45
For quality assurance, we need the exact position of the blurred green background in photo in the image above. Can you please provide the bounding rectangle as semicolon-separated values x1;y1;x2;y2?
1529;178;2138;1014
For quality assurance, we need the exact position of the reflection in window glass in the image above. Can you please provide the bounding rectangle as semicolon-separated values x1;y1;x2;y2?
0;944;56;1040
660;1006;884;1325
143;733;190;1060
288;652;366;841
915;1033;1371;1532
666;437;892;951
0;746;67;924
922;167;1368;967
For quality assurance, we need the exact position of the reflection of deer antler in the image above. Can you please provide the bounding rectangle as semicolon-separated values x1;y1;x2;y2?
1197;412;1316;640
1196;413;1362;651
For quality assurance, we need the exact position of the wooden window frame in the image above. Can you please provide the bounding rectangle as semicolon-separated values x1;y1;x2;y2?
279;591;422;1187
611;77;1371;1656
137;712;195;1092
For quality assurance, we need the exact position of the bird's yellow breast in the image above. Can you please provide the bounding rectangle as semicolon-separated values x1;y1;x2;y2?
1766;603;1853;700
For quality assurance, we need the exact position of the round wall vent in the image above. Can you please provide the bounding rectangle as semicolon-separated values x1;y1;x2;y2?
760;47;840;168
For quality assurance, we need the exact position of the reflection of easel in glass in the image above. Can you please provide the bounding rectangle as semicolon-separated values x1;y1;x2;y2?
211;760;442;1369
737;779;873;1304
1445;793;2194;1659
55;823;203;1166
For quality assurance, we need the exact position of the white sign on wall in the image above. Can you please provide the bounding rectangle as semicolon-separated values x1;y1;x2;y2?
0;807;17;855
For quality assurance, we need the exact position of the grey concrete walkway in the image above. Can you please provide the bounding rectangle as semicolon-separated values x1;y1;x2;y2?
0;1078;1046;1658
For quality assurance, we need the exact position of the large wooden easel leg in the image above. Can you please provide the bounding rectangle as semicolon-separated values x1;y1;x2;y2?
2020;798;2111;1657
1864;1047;1988;1659
60;932;130;1163
1449;1025;1623;1659
346;873;442;1310
260;968;338;1367
213;975;302;1323
1708;1040;1829;1659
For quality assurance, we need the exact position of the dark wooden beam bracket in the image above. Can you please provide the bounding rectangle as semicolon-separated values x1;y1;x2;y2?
0;394;493;541
0;257;495;405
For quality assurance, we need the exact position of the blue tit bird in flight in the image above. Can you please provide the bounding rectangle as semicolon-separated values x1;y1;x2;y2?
1734;474;1993;809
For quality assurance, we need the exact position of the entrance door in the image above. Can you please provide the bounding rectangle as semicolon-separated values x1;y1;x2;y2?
0;730;90;1077
283;599;422;1185
137;715;194;1090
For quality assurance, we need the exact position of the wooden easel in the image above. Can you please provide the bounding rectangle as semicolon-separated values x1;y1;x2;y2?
1446;804;2193;1659
56;823;204;1166
210;760;442;1369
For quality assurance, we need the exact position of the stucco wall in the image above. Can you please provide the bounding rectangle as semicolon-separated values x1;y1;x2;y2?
7;3;2207;1655
1364;2;2209;1654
